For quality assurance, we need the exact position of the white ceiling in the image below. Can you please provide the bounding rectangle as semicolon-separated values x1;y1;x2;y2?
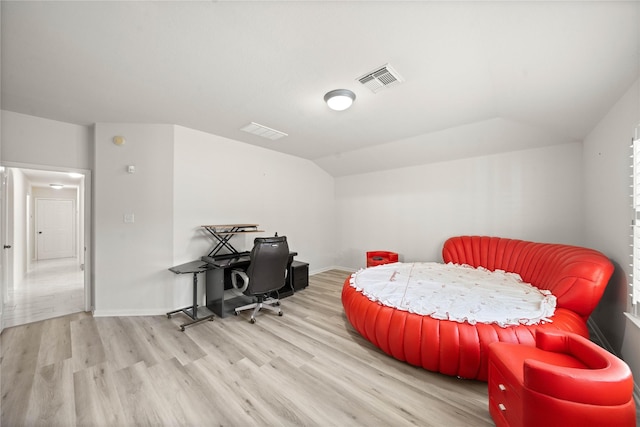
17;168;83;189
2;1;639;177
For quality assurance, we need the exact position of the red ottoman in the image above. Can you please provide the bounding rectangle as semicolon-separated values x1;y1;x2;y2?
488;329;636;427
366;251;398;267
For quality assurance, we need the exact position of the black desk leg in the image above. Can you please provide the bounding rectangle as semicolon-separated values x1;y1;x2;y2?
192;271;198;318
166;271;215;331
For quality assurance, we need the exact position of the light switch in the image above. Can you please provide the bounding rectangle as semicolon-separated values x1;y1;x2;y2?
124;213;135;223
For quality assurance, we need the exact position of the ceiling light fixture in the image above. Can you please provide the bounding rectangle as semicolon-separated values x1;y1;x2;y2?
324;89;356;111
50;184;64;189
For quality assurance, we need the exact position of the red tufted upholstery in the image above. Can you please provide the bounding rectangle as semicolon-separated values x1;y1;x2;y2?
442;236;614;321
341;236;614;381
488;330;635;427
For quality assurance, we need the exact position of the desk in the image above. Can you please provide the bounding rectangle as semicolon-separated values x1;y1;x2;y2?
201;224;265;257
201;251;297;317
167;260;215;331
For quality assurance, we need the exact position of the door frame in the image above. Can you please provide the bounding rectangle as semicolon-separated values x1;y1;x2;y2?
1;161;93;313
0;167;8;333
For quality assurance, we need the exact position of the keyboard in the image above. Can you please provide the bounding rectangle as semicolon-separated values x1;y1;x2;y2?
201;254;250;268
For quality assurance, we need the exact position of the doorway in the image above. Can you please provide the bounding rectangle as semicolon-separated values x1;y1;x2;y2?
2;165;90;328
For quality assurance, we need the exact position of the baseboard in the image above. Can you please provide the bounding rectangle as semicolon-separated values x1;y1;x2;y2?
92;308;168;317
309;265;355;276
329;265;358;273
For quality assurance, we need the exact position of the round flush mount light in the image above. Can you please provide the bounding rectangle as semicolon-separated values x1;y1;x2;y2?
324;89;356;111
112;135;126;146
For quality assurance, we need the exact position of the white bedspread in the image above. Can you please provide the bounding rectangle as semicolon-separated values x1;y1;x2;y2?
349;262;556;327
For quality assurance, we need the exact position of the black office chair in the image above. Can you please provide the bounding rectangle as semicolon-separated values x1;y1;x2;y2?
231;236;289;323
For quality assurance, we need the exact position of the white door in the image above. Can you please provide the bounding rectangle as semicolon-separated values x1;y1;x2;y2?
36;199;75;260
0;168;8;332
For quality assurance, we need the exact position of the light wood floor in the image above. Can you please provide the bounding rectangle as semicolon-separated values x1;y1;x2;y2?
4;257;84;328
0;269;493;427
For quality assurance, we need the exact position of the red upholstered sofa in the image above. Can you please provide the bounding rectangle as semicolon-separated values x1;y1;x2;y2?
488;329;636;427
341;236;614;380
366;250;399;267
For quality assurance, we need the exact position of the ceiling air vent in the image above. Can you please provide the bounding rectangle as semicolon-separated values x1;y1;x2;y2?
357;63;404;93
241;122;288;140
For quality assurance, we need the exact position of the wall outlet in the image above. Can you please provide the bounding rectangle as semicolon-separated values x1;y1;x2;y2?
124;213;135;223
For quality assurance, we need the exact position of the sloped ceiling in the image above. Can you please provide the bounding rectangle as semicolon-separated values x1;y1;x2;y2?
2;1;639;177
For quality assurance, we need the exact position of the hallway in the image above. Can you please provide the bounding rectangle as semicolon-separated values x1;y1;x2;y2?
3;257;84;328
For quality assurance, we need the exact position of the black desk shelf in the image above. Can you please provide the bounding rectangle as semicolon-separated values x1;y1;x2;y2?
169;231;304;322
202;251;298;318
167;260;215;331
290;261;309;291
277;260;309;298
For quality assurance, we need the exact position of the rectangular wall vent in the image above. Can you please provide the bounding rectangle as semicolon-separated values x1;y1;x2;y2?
357;63;404;93
241;122;288;140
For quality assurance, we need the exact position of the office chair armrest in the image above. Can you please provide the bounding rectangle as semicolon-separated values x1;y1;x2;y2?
230;269;249;295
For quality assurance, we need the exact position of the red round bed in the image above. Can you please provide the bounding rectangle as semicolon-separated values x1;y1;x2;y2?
341;236;614;381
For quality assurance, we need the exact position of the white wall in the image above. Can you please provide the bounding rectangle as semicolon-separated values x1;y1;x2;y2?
93;123;336;315
93;123;175;316
335;142;584;270
1;111;92;169
2;114;336;316
316;117;580;178
583;79;640;366
171;126;336;307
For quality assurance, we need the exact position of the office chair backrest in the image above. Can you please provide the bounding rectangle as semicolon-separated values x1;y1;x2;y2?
246;236;290;295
